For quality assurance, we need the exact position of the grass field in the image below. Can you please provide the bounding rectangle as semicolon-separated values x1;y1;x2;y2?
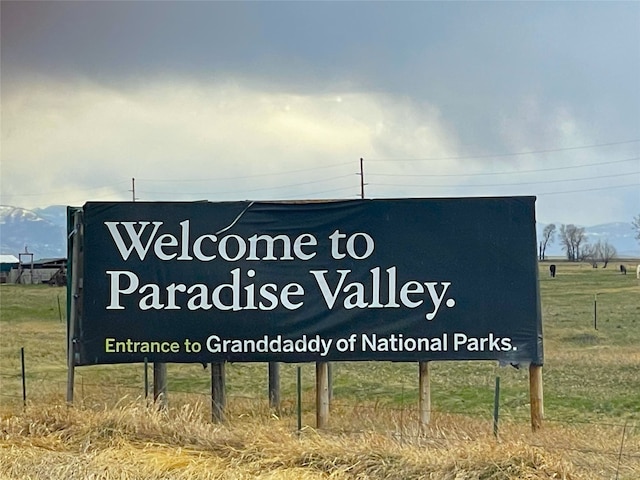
1;260;639;479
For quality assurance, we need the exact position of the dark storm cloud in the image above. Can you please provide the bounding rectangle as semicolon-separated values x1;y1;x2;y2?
3;1;639;149
1;1;638;226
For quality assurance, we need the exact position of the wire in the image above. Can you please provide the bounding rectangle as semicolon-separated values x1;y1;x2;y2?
370;171;639;189
0;181;130;198
136;161;354;183
367;157;640;178
137;174;356;197
535;183;640;196
369;182;639;197
277;186;358;199
365;139;640;162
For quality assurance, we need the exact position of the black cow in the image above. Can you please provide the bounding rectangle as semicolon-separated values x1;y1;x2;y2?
549;264;556;278
620;265;627;275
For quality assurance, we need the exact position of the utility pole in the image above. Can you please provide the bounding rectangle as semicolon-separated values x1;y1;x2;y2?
130;178;138;202
132;177;167;407
359;158;365;199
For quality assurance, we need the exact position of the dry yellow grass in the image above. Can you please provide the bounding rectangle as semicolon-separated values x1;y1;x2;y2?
1;266;639;479
2;399;634;480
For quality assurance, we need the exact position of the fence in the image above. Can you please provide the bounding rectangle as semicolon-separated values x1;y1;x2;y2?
1;347;638;479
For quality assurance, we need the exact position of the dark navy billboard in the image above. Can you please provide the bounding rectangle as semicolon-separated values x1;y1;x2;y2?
72;198;543;365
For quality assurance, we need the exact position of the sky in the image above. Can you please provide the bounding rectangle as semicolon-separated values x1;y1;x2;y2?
1;1;639;226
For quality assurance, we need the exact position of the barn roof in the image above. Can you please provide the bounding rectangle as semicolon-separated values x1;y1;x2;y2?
29;257;67;267
0;254;19;264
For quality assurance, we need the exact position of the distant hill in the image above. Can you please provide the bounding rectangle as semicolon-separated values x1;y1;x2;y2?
0;205;67;259
1;204;638;260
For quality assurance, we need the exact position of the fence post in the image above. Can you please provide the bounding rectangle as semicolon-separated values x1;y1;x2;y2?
418;361;431;427
144;357;149;400
493;376;501;437
21;347;26;408
57;295;63;323
297;366;302;433
615;420;629;480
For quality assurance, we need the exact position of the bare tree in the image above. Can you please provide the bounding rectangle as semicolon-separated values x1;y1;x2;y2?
559;224;587;262
539;223;556;261
599;240;617;268
583;240;617;268
633;214;640;244
582;243;599;267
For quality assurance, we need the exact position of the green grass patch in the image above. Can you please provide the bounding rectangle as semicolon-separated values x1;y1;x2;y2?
1;260;639;424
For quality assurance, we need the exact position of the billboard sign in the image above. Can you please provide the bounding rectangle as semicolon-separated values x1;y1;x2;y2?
72;198;543;365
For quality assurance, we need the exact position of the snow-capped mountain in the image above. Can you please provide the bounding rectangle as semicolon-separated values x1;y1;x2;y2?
0;205;67;259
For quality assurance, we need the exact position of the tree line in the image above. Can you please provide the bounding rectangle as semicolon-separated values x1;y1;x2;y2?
538;213;640;266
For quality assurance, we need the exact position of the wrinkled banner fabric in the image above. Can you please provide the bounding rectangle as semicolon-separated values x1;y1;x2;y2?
74;198;543;365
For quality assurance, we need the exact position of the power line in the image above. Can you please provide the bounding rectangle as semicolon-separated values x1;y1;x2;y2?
137;174;356;197
370;171;639;189
277;186;358;199
367;157;640;178
1;181;130;198
368;182;639;197
365;139;640;162
535;183;640;197
136;161;353;183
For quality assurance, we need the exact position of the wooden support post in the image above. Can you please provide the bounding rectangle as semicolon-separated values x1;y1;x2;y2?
66;210;82;405
529;364;544;431
211;362;226;423
153;362;168;409
418;361;431;427
268;362;280;413
316;361;329;429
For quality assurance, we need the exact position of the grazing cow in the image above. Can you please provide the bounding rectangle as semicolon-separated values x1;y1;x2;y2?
549;264;556;278
637;264;640;279
620;265;627;275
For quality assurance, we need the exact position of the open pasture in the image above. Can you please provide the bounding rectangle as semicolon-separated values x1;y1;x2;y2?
1;260;639;479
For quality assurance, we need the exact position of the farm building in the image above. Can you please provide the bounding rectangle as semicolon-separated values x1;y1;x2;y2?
0;254;20;283
5;257;67;285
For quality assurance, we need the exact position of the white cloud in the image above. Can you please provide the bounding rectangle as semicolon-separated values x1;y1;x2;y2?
2;79;637;226
0;79;461;207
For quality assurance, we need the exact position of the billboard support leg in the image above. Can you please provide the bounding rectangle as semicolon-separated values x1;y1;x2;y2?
316;361;329;429
419;361;431;428
66;210;83;405
268;362;280;414
153;363;168;409
211;362;226;423
529;364;543;431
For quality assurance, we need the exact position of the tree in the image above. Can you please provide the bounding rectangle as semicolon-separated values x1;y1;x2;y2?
633;214;640;244
559;224;587;262
583;240;617;268
538;224;556;261
599;240;617;268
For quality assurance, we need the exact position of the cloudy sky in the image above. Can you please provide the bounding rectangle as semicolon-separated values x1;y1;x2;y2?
1;1;639;226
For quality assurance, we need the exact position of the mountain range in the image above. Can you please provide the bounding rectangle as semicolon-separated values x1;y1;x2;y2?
0;204;638;260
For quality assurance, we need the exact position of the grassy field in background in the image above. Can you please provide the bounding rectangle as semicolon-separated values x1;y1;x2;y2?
1;260;639;479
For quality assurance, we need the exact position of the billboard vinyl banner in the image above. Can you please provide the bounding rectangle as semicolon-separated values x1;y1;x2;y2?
73;198;543;365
